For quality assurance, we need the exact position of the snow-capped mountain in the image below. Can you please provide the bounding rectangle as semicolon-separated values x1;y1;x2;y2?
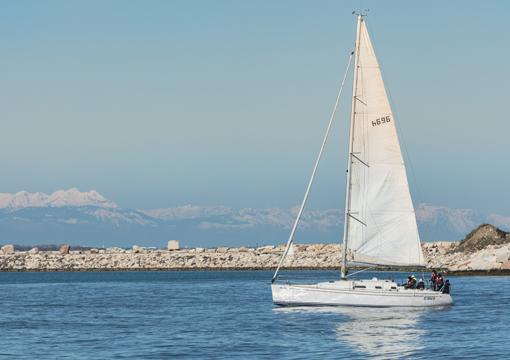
1;188;509;247
415;203;486;234
0;189;345;247
0;188;118;212
486;214;510;230
0;189;154;227
0;189;162;247
141;205;238;221
139;206;342;231
142;203;510;244
138;205;343;247
414;203;488;242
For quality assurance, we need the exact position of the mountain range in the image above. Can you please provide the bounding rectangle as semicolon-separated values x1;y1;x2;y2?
1;189;508;248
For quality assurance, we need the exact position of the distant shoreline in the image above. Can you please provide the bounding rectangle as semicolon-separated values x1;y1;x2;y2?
1;237;509;274
1;267;510;276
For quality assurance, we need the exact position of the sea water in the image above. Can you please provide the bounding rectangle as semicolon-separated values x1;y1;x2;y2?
0;270;508;359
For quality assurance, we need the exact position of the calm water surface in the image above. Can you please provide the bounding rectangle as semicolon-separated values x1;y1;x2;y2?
0;270;508;359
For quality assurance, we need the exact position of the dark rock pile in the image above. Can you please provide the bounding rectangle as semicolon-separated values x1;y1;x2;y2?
450;224;510;254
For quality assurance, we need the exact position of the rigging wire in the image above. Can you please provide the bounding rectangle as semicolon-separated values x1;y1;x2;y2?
365;17;435;245
271;48;355;283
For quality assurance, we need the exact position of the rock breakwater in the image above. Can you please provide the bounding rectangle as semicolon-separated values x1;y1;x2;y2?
0;244;343;272
423;224;510;272
1;224;509;273
0;240;509;273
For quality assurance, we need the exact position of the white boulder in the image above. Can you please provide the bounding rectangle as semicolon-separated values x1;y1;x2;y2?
258;246;274;252
496;253;510;263
167;240;179;251
1;245;15;254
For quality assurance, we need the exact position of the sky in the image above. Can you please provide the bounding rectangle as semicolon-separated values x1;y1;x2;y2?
0;0;509;216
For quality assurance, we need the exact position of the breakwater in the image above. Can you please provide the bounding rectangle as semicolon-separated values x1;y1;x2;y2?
1;240;510;273
0;244;340;272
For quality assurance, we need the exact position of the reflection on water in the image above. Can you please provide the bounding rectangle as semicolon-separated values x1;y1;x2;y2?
334;307;425;359
274;306;449;359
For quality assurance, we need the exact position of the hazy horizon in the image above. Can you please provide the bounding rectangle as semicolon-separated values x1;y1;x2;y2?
1;1;509;217
1;187;507;248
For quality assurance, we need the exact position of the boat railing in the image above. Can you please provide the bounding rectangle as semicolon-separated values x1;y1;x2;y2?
398;278;444;292
275;275;337;287
276;276;450;294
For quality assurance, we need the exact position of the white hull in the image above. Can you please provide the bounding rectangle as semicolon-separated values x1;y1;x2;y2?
272;280;453;308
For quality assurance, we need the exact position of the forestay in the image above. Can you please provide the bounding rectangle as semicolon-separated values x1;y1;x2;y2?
346;20;425;267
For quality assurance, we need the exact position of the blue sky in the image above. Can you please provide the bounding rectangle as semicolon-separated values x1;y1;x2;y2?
0;1;509;216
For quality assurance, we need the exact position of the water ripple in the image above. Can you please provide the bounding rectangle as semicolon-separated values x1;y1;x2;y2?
0;270;507;359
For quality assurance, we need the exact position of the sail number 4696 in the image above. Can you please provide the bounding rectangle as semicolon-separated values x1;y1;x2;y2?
372;116;391;127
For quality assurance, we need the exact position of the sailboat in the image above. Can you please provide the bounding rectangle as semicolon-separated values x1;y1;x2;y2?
270;14;454;307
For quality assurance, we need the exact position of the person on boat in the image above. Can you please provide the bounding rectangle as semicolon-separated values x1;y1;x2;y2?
442;279;451;294
430;271;437;290
416;278;425;290
436;273;444;292
404;276;417;289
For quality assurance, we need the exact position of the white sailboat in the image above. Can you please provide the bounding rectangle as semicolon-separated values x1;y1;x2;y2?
270;14;453;307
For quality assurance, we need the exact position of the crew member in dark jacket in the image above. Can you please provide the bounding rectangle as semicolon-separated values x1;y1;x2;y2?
436;273;444;292
404;277;412;289
441;279;450;294
416;278;425;290
405;276;417;289
430;271;437;291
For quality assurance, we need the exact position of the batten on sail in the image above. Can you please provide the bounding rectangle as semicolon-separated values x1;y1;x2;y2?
349;251;423;268
346;20;425;267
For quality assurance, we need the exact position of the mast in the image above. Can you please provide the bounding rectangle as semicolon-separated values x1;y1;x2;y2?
341;14;363;280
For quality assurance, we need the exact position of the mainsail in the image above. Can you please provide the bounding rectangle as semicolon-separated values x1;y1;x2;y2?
346;20;425;267
271;16;425;283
